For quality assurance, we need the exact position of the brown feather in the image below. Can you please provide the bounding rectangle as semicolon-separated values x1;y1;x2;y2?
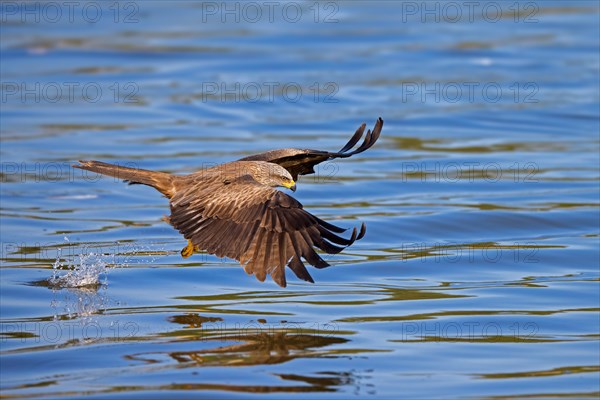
238;118;383;181
73;118;383;287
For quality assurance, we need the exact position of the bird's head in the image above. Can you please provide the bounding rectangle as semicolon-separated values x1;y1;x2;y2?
246;162;296;192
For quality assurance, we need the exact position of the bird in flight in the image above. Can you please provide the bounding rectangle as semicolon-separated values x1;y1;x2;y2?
74;118;383;287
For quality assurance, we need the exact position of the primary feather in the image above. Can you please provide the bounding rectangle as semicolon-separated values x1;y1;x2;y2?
72;118;383;287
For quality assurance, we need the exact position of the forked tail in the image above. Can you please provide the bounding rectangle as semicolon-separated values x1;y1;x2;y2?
73;160;176;198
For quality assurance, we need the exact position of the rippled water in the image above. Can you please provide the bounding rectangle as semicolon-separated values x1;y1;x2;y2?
1;1;599;398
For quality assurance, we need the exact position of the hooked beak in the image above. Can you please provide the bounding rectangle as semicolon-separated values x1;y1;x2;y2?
283;180;297;192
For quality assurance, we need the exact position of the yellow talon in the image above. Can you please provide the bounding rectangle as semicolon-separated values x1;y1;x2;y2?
181;240;195;258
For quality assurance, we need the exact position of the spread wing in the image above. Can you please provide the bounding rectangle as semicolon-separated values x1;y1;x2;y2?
239;118;383;180
168;177;365;287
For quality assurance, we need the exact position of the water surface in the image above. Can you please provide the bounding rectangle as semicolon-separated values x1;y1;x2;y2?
1;1;599;398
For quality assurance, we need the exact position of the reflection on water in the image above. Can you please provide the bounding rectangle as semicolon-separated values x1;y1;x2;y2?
1;0;599;398
138;330;349;367
51;287;109;320
131;328;377;395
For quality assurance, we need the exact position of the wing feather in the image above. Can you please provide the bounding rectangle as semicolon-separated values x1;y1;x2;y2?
238;118;383;180
168;178;364;287
338;123;366;153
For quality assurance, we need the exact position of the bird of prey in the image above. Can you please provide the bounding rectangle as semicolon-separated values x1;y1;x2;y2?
74;118;383;287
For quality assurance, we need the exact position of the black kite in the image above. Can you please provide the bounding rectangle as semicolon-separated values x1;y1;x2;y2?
74;118;383;287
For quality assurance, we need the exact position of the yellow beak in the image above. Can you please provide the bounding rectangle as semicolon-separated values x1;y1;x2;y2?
282;180;297;192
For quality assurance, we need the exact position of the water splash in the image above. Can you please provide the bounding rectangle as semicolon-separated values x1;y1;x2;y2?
49;238;160;289
47;237;162;320
50;247;113;288
50;286;111;321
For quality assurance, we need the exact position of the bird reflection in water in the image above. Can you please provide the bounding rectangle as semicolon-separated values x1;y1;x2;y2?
126;313;376;395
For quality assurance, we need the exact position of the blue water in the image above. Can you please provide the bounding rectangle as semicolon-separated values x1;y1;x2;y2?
1;1;599;398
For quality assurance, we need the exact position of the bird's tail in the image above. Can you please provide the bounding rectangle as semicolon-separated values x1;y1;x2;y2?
73;160;177;198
